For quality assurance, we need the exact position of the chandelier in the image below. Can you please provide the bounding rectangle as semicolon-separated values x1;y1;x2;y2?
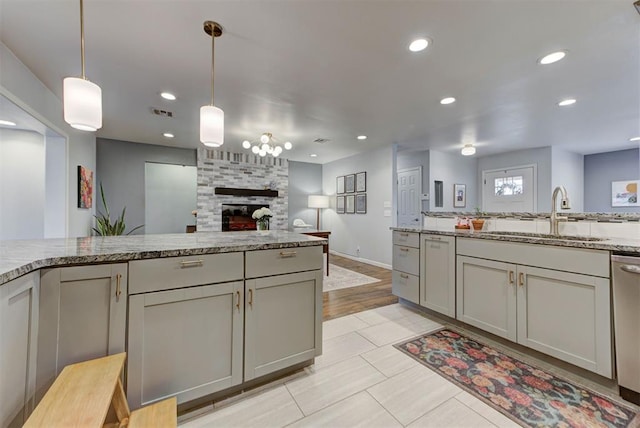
242;133;292;157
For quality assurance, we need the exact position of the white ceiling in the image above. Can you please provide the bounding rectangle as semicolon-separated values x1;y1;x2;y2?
1;0;638;164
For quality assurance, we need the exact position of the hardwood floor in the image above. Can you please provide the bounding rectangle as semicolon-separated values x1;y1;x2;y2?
323;254;396;321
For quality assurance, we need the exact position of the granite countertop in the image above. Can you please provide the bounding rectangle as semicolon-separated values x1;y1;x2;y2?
0;230;326;286
391;227;640;255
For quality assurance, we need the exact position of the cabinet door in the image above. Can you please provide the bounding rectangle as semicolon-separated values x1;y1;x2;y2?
456;256;517;341
516;266;612;378
127;281;244;409
420;234;455;317
245;270;322;381
0;272;39;428
36;264;127;403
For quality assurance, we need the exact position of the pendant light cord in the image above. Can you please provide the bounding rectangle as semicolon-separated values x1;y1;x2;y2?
210;26;215;106
79;0;86;79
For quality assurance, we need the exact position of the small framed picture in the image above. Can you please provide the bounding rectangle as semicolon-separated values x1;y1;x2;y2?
336;195;345;213
346;195;355;213
612;180;639;207
356;172;366;192
336;176;345;194
356;194;367;214
453;184;466;208
345;174;355;193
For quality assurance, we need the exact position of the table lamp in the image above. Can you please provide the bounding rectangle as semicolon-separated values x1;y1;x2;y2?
308;195;329;229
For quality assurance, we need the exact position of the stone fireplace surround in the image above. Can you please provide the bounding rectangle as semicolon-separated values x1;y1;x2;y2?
197;148;288;231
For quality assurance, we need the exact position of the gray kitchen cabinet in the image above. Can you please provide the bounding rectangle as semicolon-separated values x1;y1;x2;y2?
0;272;39;428
244;270;322;381
127;281;244;409
35;264;127;403
456;238;612;378
392;231;420;304
420;234;455;317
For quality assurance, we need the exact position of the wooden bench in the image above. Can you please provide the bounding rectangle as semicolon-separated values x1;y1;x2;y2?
24;353;176;427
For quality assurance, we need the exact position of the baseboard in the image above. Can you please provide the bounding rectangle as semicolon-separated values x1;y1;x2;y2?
329;250;392;270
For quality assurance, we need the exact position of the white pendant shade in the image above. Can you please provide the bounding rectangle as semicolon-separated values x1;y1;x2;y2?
63;77;102;131
200;105;224;147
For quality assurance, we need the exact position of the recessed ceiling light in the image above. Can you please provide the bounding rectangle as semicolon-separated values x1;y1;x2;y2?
461;144;476;156
160;92;176;101
558;98;576;107
538;51;567;65
309;153;318;158
163;133;174;138
630;136;640;142
0;119;17;126
357;135;367;140
440;97;456;105
409;38;430;52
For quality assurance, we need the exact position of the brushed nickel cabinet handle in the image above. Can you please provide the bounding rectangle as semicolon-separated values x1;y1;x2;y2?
279;251;297;258
400;233;409;237
519;272;525;287
400;273;409;279
180;259;204;268
249;289;253;307
430;236;442;240
236;291;241;311
115;274;122;300
509;271;515;285
399;248;409;252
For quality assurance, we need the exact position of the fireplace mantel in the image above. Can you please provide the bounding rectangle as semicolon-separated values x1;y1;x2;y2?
214;187;279;197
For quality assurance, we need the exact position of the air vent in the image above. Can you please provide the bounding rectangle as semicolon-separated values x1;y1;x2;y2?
152;108;173;118
313;138;330;144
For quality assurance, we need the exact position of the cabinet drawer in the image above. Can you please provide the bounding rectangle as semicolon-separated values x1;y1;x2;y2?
129;253;244;294
393;231;419;248
393;245;419;276
245;246;323;279
392;270;419;304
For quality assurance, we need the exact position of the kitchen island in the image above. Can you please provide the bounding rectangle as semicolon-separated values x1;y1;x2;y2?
0;231;325;427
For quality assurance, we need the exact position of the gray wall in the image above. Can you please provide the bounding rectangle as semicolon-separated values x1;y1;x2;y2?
477;146;552;212
288;161;323;228
322;146;393;267
429;150;478;212
96;138;196;234
584;148;640;212
551;147;584;212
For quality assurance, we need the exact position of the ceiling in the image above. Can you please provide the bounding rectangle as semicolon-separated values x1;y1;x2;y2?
0;0;638;164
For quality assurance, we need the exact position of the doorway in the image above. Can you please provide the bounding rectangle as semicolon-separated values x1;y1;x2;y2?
482;165;537;212
397;167;422;227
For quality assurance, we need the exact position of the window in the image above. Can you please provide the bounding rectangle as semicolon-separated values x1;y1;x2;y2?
494;176;523;196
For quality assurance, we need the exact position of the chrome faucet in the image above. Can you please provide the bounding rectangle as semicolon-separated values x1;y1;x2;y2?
550;186;571;235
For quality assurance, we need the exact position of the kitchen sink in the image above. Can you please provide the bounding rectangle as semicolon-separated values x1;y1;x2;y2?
481;231;606;242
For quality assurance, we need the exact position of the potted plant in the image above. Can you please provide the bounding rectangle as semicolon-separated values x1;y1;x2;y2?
471;207;486;231
93;183;144;236
252;207;273;230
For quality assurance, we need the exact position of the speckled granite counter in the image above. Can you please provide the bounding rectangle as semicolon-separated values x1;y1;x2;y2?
391;227;640;255
0;231;325;286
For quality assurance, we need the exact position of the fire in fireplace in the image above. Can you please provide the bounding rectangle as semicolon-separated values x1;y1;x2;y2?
221;204;268;231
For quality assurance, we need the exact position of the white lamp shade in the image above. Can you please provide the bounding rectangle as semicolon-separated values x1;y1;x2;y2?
63;77;102;131
308;195;330;209
200;105;224;147
461;145;476;156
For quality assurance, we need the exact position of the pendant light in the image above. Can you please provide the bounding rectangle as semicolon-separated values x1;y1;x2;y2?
63;0;102;131
200;21;224;147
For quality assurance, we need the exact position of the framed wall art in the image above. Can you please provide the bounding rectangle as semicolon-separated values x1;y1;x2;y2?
346;194;355;213
336;195;345;213
336;176;345;194
356;172;367;192
345;174;355;193
77;165;93;208
356;194;367;214
612;180;639;207
453;183;466;208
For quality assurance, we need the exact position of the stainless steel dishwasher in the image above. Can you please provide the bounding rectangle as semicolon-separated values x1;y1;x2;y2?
612;254;640;405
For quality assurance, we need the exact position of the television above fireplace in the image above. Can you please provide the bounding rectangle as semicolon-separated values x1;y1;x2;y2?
221;204;268;231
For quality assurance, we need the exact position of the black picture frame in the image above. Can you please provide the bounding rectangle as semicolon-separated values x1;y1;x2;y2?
336;196;345;214
336;176;345;194
346;194;355;213
356;194;367;214
345;174;355;193
356;172;366;192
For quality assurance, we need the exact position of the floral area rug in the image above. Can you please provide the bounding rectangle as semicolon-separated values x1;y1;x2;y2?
323;264;380;292
395;329;640;428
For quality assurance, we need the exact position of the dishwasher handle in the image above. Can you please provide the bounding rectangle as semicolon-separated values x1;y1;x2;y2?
620;264;640;274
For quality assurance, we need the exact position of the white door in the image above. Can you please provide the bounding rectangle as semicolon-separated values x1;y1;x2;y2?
397;167;421;227
482;165;536;212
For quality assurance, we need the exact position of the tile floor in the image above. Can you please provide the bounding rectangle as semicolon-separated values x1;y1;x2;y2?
179;303;524;427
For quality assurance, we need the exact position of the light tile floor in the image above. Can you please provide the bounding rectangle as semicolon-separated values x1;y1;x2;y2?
180;303;526;427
